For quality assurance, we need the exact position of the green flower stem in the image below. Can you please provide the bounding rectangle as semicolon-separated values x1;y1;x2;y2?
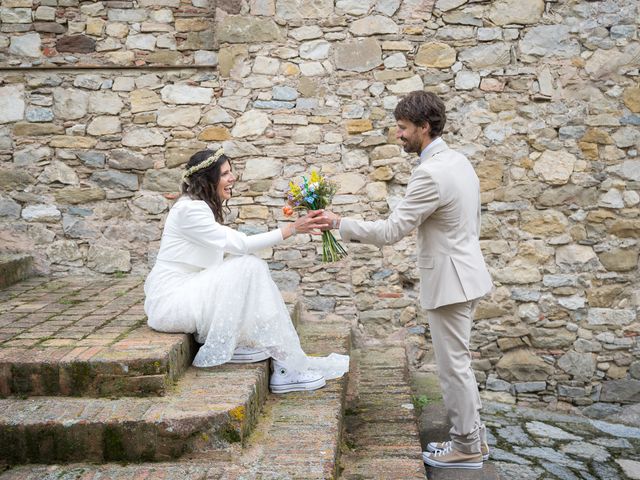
321;231;347;263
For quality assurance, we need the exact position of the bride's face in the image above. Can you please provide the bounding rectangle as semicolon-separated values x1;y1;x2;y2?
216;161;235;201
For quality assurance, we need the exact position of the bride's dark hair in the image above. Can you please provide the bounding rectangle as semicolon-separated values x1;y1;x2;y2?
180;149;231;223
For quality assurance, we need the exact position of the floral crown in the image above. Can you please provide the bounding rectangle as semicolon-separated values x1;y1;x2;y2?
181;148;225;185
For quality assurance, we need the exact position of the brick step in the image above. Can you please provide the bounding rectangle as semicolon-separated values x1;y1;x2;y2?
0;362;269;465
0;327;196;398
0;315;352;479
340;345;426;479
0;276;195;397
0;276;304;399
0;254;33;290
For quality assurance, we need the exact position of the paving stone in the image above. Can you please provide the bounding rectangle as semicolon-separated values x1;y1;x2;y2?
234;367;346;477
616;459;640;480
495;425;534;446
512;447;584;470
0;465;219;480
560;441;610;462
541;463;581;480
493;462;544;479
592;436;632;450
589;419;640;439
593;462;625;479
491;448;531;464
525;421;582;441
417;371;500;479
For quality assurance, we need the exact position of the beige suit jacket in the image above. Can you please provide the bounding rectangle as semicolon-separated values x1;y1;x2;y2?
340;140;493;310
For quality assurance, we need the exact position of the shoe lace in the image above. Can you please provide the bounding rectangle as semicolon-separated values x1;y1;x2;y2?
432;445;453;457
434;441;452;452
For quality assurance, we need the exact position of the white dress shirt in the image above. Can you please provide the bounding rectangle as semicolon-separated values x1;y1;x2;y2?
419;136;445;163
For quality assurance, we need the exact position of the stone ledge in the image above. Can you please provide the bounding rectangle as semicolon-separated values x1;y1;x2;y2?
0;363;269;465
0;254;33;290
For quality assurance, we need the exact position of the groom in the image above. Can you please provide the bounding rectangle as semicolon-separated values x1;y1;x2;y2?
321;91;493;470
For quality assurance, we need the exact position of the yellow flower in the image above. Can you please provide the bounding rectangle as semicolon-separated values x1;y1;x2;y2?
310;170;321;184
289;181;302;197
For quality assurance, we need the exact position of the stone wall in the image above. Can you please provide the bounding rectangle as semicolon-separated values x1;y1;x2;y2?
0;0;216;67
1;0;639;409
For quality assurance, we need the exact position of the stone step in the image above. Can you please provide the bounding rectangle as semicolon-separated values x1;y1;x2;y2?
0;362;269;465
340;345;426;479
223;316;352;478
0;254;33;290
0;276;302;399
0;314;352;478
0;276;195;397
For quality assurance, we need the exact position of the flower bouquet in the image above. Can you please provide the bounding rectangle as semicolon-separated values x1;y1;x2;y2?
284;170;348;263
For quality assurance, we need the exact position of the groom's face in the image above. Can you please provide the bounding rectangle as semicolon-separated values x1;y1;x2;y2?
396;119;429;154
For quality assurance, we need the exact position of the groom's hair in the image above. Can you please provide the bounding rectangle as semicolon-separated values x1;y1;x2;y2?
394;91;446;137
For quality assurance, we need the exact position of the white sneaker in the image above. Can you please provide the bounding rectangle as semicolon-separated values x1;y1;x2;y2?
229;347;270;363
269;362;326;394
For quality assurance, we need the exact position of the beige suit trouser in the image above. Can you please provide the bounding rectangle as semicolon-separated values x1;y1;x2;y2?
427;299;484;455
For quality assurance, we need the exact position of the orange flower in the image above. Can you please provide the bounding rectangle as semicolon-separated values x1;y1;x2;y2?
282;205;294;217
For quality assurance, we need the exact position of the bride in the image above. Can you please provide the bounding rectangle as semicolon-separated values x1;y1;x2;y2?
144;147;348;393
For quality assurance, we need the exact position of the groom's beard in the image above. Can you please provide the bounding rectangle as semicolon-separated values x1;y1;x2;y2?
401;137;422;154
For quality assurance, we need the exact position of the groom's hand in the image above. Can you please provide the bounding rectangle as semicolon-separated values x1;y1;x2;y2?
294;209;325;235
318;210;340;231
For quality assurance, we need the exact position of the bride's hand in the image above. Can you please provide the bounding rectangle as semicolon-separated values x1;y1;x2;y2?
281;210;322;238
292;209;326;235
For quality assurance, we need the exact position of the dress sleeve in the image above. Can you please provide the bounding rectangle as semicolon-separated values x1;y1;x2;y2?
178;201;284;254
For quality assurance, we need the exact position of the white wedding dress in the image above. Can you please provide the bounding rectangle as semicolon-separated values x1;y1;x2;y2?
144;196;349;380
